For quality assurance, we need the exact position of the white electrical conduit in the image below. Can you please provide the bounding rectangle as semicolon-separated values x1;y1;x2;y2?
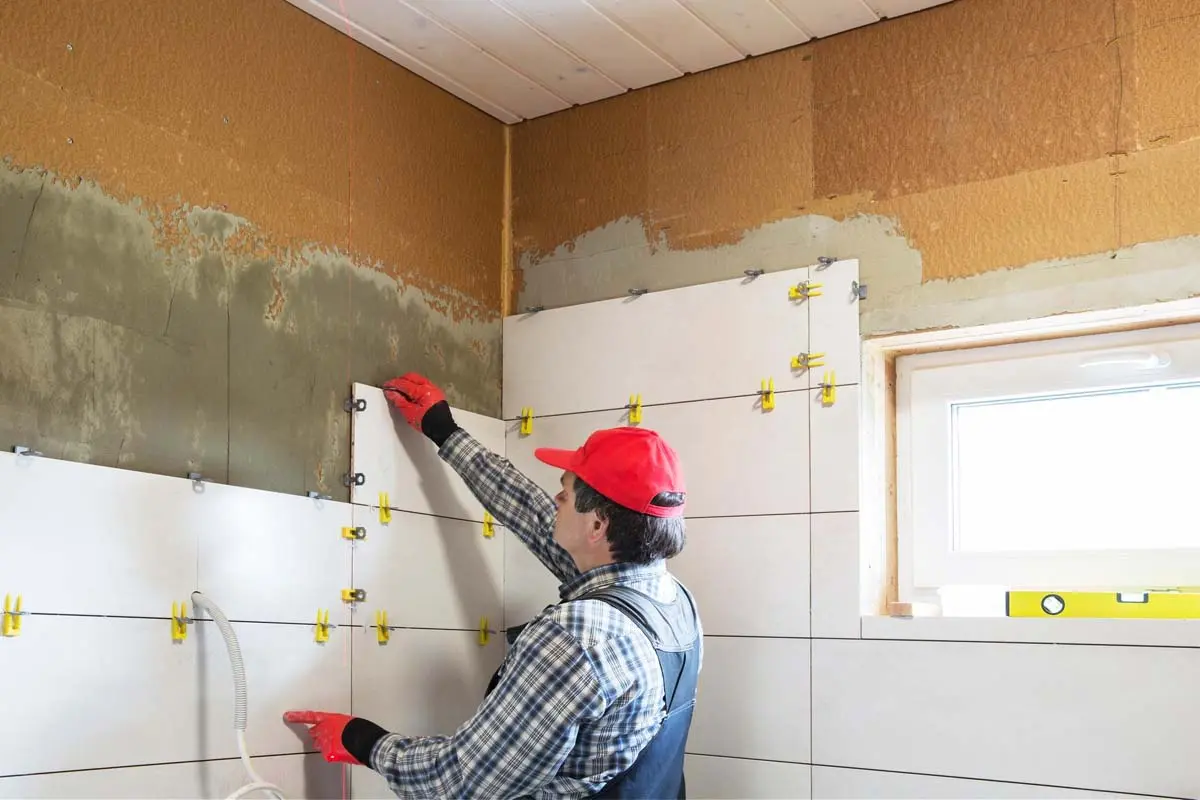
190;591;287;800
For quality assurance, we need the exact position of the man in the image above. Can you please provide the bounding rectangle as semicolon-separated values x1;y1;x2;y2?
286;373;703;798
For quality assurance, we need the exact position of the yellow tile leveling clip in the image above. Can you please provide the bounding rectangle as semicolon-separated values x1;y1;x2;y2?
1006;590;1200;619
2;594;24;637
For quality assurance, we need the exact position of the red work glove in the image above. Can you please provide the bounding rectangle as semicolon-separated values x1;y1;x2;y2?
284;710;361;764
382;373;458;446
383;373;445;430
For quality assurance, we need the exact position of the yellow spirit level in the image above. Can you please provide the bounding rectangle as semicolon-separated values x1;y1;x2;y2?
1006;591;1200;619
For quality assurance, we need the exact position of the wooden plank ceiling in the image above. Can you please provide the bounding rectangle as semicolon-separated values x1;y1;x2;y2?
285;0;954;123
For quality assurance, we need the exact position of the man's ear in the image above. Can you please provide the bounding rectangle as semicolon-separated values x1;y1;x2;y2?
586;512;609;545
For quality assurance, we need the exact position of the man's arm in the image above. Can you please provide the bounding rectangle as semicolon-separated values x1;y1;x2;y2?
439;428;578;584
384;372;578;584
288;617;610;798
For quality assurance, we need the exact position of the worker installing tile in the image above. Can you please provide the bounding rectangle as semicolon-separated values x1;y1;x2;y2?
2;0;1199;797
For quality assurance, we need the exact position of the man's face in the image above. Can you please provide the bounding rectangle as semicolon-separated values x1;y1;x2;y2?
552;471;606;567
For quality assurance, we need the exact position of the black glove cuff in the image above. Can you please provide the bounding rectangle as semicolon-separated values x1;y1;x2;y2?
342;717;389;766
421;400;459;447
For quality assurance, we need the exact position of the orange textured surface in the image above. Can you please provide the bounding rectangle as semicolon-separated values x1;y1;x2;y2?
0;0;503;318
512;0;1200;286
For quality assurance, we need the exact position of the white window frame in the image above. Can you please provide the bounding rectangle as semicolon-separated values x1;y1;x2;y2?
896;320;1200;600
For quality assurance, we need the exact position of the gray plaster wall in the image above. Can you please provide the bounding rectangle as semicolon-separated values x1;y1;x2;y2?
0;162;501;500
515;216;1200;337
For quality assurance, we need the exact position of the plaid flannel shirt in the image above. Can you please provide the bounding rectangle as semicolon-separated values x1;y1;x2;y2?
368;428;702;798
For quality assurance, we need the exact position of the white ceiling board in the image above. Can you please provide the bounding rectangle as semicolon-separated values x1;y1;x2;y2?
774;0;881;38
288;0;954;120
407;0;626;105
865;0;957;19
588;0;746;70
500;0;682;89
682;0;812;56
329;0;568;119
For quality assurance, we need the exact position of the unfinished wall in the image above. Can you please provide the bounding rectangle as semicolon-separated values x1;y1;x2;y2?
511;0;1200;336
0;0;504;499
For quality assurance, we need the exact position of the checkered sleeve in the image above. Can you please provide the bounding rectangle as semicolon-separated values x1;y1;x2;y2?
368;615;609;798
439;427;579;584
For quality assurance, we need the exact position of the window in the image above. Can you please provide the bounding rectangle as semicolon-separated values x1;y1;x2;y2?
896;321;1200;602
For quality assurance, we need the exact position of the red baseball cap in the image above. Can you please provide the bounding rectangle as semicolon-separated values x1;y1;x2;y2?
535;427;686;518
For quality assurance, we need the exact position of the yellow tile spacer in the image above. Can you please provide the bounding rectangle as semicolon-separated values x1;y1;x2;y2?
314;609;332;643
519;407;534;436
375;610;391;645
379;493;391;524
341;525;367;541
483;511;495;539
171;601;189;643
820;371;837;406
342;588;366;604
478;616;490;646
626;394;643;425
791;351;825;371
759;378;776;411
788;280;823;301
2;593;24;638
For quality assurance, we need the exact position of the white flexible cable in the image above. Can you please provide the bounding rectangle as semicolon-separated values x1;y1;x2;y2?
191;591;287;800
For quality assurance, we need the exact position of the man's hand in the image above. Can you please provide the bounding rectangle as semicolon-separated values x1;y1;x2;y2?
284;710;361;764
383;373;459;446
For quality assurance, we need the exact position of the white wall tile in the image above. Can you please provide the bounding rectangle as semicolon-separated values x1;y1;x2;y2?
807;258;861;388
811;639;1200;798
203;621;351;760
812;765;1147;799
194;485;354;626
503;266;813;418
0;451;198;618
689;637;810;763
810;512;861;639
686;754;811;799
505;393;810;518
0;754;343;799
0;617;202;776
810;384;858;513
352;627;503;736
504;529;562;629
351;507;504;631
349;382;506;521
670;516;810;637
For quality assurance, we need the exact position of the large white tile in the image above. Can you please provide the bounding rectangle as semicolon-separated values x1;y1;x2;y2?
0;451;198;618
689;637;810;763
202;620;351;760
811;639;1200;798
669;516;810;637
0;754;344;799
811;765;1147;799
505;393;810;518
503;266;814;418
810;384;858;513
194;484;354;626
686;754;811;799
807;258;861;388
810;512;861;639
504;529;563;629
0;616;202;776
352;627;504;737
351;506;504;631
349;382;506;521
860;614;1200;648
